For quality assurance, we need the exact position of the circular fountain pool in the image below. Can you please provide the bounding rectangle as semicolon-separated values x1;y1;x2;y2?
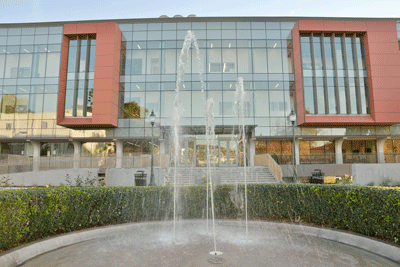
14;220;399;267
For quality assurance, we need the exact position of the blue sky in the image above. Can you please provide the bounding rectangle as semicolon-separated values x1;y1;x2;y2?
0;0;399;23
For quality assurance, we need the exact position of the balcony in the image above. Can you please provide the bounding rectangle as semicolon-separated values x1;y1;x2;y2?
343;153;377;164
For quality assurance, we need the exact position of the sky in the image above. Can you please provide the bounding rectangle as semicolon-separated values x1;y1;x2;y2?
0;0;399;24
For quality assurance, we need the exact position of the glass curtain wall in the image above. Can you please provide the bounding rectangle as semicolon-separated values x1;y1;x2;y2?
0;26;62;139
65;35;96;118
300;33;369;115
118;21;296;138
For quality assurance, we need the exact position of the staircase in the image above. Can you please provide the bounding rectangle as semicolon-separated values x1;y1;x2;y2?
165;166;278;186
219;166;278;184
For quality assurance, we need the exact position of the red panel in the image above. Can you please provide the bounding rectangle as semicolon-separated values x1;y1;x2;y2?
292;22;305;125
322;20;346;31
93;66;115;79
93;102;116;114
57;35;70;125
92;115;118;126
369;65;400;77
95;90;119;103
343;21;367;31
304;115;376;125
63;24;77;34
374;100;400;113
366;21;397;32
96;43;119;56
370;75;400;89
97;33;118;44
367;31;398;43
374;113;400;123
75;23;98;34
293;20;400;126
373;88;400;101
97;22;119;33
368;41;400;55
57;22;121;128
298;20;324;31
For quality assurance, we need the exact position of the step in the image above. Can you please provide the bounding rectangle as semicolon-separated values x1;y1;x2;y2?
165;166;278;186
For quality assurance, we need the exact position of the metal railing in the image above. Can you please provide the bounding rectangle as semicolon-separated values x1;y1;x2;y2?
270;154;335;165
384;153;400;163
0;154;170;175
343;153;377;164
299;154;336;164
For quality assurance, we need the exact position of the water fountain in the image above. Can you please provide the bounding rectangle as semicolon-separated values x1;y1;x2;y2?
3;31;400;267
233;77;249;240
172;30;221;256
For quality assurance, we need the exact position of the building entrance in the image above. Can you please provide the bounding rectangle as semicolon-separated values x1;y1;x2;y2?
178;136;241;167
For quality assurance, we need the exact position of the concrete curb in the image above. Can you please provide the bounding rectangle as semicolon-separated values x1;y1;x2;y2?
1;220;399;266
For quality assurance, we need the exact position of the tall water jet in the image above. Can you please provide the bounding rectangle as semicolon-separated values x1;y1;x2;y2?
233;77;249;239
173;30;206;238
205;98;219;255
173;31;190;238
173;30;219;254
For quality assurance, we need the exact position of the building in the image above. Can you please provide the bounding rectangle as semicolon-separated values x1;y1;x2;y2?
0;16;400;184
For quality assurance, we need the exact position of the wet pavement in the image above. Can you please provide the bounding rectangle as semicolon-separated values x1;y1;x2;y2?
18;220;400;267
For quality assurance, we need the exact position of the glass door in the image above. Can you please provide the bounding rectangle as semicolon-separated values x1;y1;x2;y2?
219;140;228;166
218;139;238;166
229;140;237;165
196;139;207;167
180;138;196;166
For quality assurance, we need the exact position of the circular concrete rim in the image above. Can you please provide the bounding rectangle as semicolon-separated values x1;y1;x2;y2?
1;220;399;267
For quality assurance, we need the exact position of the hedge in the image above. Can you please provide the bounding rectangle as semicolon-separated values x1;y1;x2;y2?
1;184;399;251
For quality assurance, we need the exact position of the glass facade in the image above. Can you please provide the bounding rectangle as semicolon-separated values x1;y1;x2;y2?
300;33;369;115
0;18;399;167
65;35;96;118
118;21;296;138
342;140;377;163
0;26;62;139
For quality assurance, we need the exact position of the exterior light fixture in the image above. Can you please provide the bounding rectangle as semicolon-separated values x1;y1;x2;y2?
289;110;298;183
149;110;156;186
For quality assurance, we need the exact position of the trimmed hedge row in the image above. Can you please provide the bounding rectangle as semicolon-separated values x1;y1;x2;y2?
1;184;399;251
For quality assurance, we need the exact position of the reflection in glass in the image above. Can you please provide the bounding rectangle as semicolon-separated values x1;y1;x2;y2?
252;49;267;73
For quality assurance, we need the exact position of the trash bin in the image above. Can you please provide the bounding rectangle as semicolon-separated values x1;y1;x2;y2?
135;170;147;186
310;169;325;184
97;165;108;186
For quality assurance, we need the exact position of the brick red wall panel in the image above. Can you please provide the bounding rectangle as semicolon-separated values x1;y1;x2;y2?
57;22;121;128
292;20;400;126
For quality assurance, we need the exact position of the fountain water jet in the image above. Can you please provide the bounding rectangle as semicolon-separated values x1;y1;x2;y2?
205;98;219;255
173;31;222;254
233;77;249;239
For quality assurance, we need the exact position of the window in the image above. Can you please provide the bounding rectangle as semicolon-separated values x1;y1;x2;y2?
300;32;369;115
64;35;96;117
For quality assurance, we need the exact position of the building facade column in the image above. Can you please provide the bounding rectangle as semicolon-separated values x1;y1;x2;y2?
115;140;123;168
335;138;344;164
159;139;165;154
31;141;40;171
294;139;300;165
249;138;256;167
376;138;387;164
72;141;81;169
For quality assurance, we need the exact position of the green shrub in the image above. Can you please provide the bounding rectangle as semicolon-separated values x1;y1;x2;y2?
1;184;399;251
